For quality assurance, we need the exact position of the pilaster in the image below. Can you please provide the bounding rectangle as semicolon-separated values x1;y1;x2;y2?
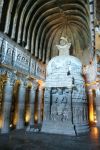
43;88;51;121
38;86;44;125
1;72;16;133
16;79;27;129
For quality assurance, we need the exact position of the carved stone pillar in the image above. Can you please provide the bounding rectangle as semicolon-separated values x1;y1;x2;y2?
68;88;73;124
29;86;37;127
38;86;44;124
1;74;15;133
41;88;51;133
95;89;100;126
88;89;94;123
43;88;51;121
16;81;26;129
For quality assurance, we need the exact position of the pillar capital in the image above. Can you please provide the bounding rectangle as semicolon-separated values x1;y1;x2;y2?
31;85;37;91
26;80;38;91
2;71;17;86
19;79;28;88
0;68;7;76
38;86;44;91
88;89;93;95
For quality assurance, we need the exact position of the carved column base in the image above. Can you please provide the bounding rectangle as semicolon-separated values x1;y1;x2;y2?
42;121;76;135
75;123;89;135
29;105;34;126
26;104;35;132
1;102;11;133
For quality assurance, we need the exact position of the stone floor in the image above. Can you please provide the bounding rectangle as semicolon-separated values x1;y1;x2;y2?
0;126;100;150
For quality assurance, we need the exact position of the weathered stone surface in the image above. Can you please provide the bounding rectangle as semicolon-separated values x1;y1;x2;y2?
35;61;46;80
14;48;30;74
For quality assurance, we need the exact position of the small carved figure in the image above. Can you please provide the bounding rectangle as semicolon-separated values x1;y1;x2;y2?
51;103;57;121
62;107;69;122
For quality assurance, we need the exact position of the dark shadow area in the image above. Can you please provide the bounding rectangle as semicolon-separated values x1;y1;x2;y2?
0;127;100;150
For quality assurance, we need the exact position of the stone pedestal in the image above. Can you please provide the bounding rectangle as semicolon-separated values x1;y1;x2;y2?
16;82;26;129
1;78;14;133
42;88;75;135
42;121;76;135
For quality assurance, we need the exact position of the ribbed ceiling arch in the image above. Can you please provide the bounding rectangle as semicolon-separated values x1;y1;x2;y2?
0;0;91;63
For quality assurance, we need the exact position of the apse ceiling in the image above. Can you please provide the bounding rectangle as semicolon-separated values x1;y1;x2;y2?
0;0;91;63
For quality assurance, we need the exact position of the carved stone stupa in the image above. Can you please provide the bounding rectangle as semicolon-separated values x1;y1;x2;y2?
41;37;89;135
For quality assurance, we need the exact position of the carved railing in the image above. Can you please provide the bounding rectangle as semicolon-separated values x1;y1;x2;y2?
0;32;46;80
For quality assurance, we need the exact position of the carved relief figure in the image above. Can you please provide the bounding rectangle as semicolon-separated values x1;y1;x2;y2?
50;88;69;122
62;106;69;122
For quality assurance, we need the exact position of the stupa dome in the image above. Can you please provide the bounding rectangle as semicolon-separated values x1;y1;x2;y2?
45;36;83;87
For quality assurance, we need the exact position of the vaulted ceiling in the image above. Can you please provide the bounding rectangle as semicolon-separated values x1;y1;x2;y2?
0;0;91;63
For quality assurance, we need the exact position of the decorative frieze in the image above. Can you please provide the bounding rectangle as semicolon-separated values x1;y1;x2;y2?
14;48;30;74
0;38;7;64
0;32;46;80
35;61;46;80
5;43;14;65
30;58;36;76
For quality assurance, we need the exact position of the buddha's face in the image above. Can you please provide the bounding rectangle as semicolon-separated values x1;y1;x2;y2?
59;39;71;48
59;39;66;46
